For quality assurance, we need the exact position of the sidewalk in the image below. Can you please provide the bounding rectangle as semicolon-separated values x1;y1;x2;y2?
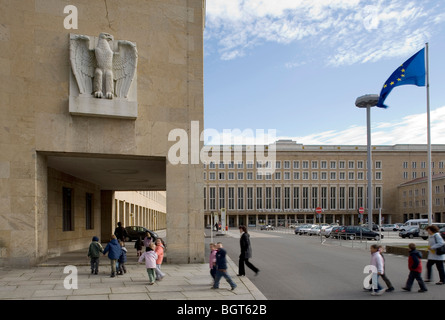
0;232;266;300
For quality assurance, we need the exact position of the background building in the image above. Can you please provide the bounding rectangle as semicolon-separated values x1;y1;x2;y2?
204;140;445;228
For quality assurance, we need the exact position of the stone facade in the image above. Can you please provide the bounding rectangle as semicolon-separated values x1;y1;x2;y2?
0;0;205;266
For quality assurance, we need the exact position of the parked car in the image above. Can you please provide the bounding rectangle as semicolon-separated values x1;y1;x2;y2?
321;225;335;237
124;226;158;242
399;219;428;231
399;226;420;239
329;226;344;238
341;226;383;240
419;223;445;240
298;224;317;235
380;224;399;231
260;224;274;230
308;225;322;236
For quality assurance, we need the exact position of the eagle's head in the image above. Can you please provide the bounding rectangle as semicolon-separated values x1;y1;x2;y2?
99;33;114;42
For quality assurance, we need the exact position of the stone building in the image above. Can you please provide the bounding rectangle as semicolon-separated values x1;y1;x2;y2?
203;141;445;228
398;174;445;223
0;0;205;266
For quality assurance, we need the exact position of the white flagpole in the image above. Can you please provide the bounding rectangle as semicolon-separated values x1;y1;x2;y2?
426;42;433;225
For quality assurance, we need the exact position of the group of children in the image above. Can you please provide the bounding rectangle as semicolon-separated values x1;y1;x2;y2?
369;243;427;296
87;235;166;284
209;242;237;290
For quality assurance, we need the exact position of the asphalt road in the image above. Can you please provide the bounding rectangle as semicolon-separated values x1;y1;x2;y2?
207;230;445;300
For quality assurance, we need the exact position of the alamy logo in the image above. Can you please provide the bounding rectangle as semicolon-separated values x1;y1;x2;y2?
363;265;378;290
63;265;78;290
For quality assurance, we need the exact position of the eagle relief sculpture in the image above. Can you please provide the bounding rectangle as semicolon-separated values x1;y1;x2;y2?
70;33;138;100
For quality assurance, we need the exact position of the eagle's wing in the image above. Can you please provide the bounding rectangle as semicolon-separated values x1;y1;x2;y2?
113;40;138;98
70;34;96;95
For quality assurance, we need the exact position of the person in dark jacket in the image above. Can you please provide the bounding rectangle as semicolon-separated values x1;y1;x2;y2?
402;243;428;292
238;225;259;276
117;240;127;275
114;222;128;241
103;235;122;277
212;242;237;290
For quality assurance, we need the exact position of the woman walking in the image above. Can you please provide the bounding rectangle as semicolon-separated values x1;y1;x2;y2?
238;225;259;277
425;225;445;285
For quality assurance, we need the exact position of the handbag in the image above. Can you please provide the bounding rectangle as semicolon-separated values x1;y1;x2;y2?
434;233;445;255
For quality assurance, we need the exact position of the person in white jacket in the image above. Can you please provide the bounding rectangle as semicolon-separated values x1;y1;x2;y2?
370;244;385;296
425;225;445;285
138;242;158;285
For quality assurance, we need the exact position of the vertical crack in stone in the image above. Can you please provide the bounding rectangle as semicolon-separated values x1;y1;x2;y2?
104;0;113;30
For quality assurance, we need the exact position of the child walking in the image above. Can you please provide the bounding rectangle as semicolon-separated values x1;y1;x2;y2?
138;242;158;285
117;240;127;275
212;242;237;290
402;243;428;292
369;244;385;296
209;243;217;281
135;236;143;257
103;235;122;278
378;245;394;292
87;236;103;275
155;238;166;281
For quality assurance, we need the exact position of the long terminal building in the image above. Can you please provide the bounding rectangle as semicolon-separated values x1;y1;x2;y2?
203;140;445;228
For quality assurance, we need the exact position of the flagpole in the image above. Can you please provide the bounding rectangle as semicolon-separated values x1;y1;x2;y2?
426;42;433;225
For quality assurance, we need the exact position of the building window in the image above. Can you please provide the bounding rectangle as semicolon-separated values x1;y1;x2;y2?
203;187;206;210
209;187;216;210
312;187;318;209
348;187;354;210
357;186;364;209
228;187;235;210
293;187;300;209
321;187;327;209
86;193;93;230
275;187;281;210
63;187;74;231
266;187;272;209
219;172;225;180
375;186;382;209
284;187;291;209
302;187;309;209
256;187;263;210
330;187;336;210
219;187;225;209
238;187;244;210
339;187;345;210
247;187;253;210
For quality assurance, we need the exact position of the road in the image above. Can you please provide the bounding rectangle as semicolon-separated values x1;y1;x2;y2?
206;229;444;300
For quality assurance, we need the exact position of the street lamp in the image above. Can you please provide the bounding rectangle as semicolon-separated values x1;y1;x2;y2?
355;94;380;229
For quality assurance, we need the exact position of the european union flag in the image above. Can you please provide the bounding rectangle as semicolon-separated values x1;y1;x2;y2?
377;48;426;108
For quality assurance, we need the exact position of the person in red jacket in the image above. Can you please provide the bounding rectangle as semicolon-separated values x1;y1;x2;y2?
402;243;428;292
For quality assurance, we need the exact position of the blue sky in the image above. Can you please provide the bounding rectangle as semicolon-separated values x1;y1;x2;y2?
203;0;445;146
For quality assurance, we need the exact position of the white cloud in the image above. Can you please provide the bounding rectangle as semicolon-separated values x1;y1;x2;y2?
290;105;445;145
204;106;445;146
205;0;443;66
